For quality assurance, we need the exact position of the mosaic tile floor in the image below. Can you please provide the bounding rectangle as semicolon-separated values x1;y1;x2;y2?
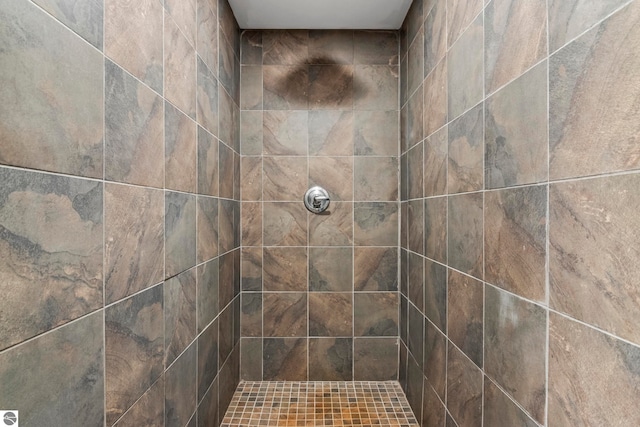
221;381;419;426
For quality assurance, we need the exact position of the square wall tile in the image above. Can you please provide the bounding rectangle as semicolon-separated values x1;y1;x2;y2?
263;247;307;291
353;338;398;381
309;247;353;292
309;338;353;381
263;338;307;380
354;293;398;337
263;293;307;337
165;192;197;278
354;247;398;291
309;293;353;337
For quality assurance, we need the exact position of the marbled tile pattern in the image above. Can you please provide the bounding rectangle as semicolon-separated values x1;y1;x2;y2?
448;270;483;367
310;247;352;292
113;377;164;427
424;126;448;197
263;247;307;291
263;338;307;381
448;102;483;193
447;342;482;427
309;111;354;156
165;192;196;279
484;379;538;427
448;192;483;279
164;269;196;366
447;0;484;47
165;343;196;427
354;247;398;291
165;102;197;193
263;293;307;337
164;15;196;119
423;59;448;138
33;0;104;49
309;338;353;381
309;293;352;337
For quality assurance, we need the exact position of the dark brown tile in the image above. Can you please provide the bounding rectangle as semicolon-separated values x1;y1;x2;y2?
309;156;353;201
105;60;164;188
263;30;309;65
218;32;237;102
354;65;399;110
241;247;262;291
447;15;483;120
197;377;219;427
354;247;398;291
197;126;219;196
164;14;196;118
485;62;548;188
241;292;262;337
447;342;482;427
405;0;423;49
424;196;447;264
217;0;238;59
241;201;262;247
197;319;218;401
241;65;263;110
354;31;398;65
448;102;483;193
549;312;640;425
217;303;234;366
263;338;307;381
309;201;353;246
407;84;424;148
448;270;483;367
422;380;445;427
424;259;447;332
240;110;263;155
309;338;353;381
354;292;398;336
240;337;262;380
263;65;309;110
263;292;307;337
408;252;424;312
408;142;424;199
196;57;219;136
310;247;353;292
424;126;448;197
0;0;103;178
309;65;353;110
309;293;352;336
309;30;354;64
408;303;424;368
353;338;398;381
406;353;423;421
0;311;104;427
164;269;196;366
105;0;163;92
263;110;308;155
197;258;219;332
197;196;218;263
447;0;483;47
354;111;399;156
217;86;236;151
485;286;547;423
165;343;196;427
165;192;196;278
354;202;398;246
106;285;164;425
218;141;234;199
218;199;236;254
309;111;354;156
448;192;483;279
263;202;307;246
485;185;547;302
263;156;307;201
423;58;448;137
423;0;446;76
550;174;640;343
114;377;164;427
409;30;425;102
424;319;447;401
263;247;307;291
408;199;424;256
165;102;197;193
196;0;218;73
484;379;538;427
549;2;640;179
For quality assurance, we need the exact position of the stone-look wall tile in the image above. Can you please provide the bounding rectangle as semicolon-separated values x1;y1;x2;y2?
197;126;219;196
548;0;630;53
164;269;197;367
197;377;219;427
484;0;547;94
354;202;398;246
263;292;307;337
263;65;309;110
165;192;197;278
448;193;483;279
354;31;398;65
408;200;424;255
263;338;307;381
407;84;424;148
424;196;447;265
197;319;218;401
218;88;236;150
166;102;197;193
354;247;398;291
105;0;163;93
408;27;425;98
549;2;640;180
354;111;398;156
309;111;354;156
105;60;164;188
447;0;484;47
241;202;262;247
263;202;307;246
405;0;423;48
423;0;446;77
423;58;448;137
309;65;354;110
263;110;308;155
484;379;538;427
164;0;195;47
241;110;263;155
448;102;483;194
309;293;353;336
217;303;234;366
310;247;353;292
106;285;164;426
447;342;482;427
241;293;262;337
446;413;456;427
263;157;307;201
485;286;547;423
241;247;262;291
550;174;640;344
218;251;236;310
263;247;307;291
165;343;196;427
164;14;196;119
0;0;103;178
0;312;104;427
197;196;218;263
0;169;103;349
309;30;354;64
218;350;240;425
354;293;399;337
240;29;262;68
353;338;399;381
422;379;446;427
408;142;424;199
197;259;219;333
217;199;235;255
399;339;408;391
218;32;237;102
408;252;424;312
448;16;483;121
549;313;640;426
218;142;234;200
241;66;263;110
406;355;423;421
408;303;424;369
197;57;219;137
448;270;483;367
197;0;218;74
309;202;353;246
309;338;353;381
424;126;448;197
354;65;399;110
424;259;447;332
240;337;262;380
105;183;163;305
114;377;164;427
309;157;353;202
32;0;103;49
485;185;547;302
485;62;548;189
424;319;447;401
218;0;238;58
263;30;309;65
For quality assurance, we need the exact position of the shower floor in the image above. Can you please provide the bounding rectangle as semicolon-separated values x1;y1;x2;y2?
221;381;419;426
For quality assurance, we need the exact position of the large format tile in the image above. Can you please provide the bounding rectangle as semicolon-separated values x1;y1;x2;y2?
354;65;399;111
448;192;483;279
447;0;483;47
448;103;483;194
197;0;218;74
424;126;448;197
0;168;103;350
447;342;482;427
165;192;197;278
263;202;308;246
484;379;538;427
196;57;219;137
263;338;307;381
309;111;354;156
354;30;397;65
422;379;446;427
354;202;398;246
309;293;353;337
113;376;164;427
353;338;398;381
263;157;307;201
448;270;483;367
309;30;354;64
424;196;447;264
354;293;398;337
33;0;103;49
241;293;262;337
197;259;219;332
354;111;398;156
165;102;197;193
310;247;353;292
423;58;448;138
309;202;353;246
263;247;307;291
263;293;307;337
309;157;353;202
354;247;398;291
164;269;196;367
263;110;308;155
263;65;309;110
197;318;218;401
550;173;640;344
197;126;219;196
165;343;196;427
423;318;447;401
309;65;354;110
164;14;196;118
549;1;640;179
309;338;353;381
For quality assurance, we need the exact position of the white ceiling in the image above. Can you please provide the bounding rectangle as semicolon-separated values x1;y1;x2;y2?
228;0;413;30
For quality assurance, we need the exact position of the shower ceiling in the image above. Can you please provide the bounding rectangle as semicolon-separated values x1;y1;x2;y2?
228;0;413;29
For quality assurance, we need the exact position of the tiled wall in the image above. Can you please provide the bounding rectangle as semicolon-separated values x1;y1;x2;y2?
399;0;640;426
238;30;401;381
0;0;241;426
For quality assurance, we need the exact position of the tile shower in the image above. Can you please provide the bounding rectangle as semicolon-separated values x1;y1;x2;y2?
0;1;639;427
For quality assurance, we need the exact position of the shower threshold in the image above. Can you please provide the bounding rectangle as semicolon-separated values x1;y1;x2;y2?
221;381;419;426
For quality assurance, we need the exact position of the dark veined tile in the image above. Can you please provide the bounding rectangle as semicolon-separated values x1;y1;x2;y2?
309;293;353;337
165;102;197;193
164;269;197;367
263;338;307;381
165;343;197;427
354;247;398;291
447;342;482;427
484;379;539;427
448;192;483;279
448;270;483;368
309;338;353;381
354;292;398;337
310;247;353;292
353;338;398;381
113;376;164;427
263;247;307;291
165;192;197;278
263;293;307;337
